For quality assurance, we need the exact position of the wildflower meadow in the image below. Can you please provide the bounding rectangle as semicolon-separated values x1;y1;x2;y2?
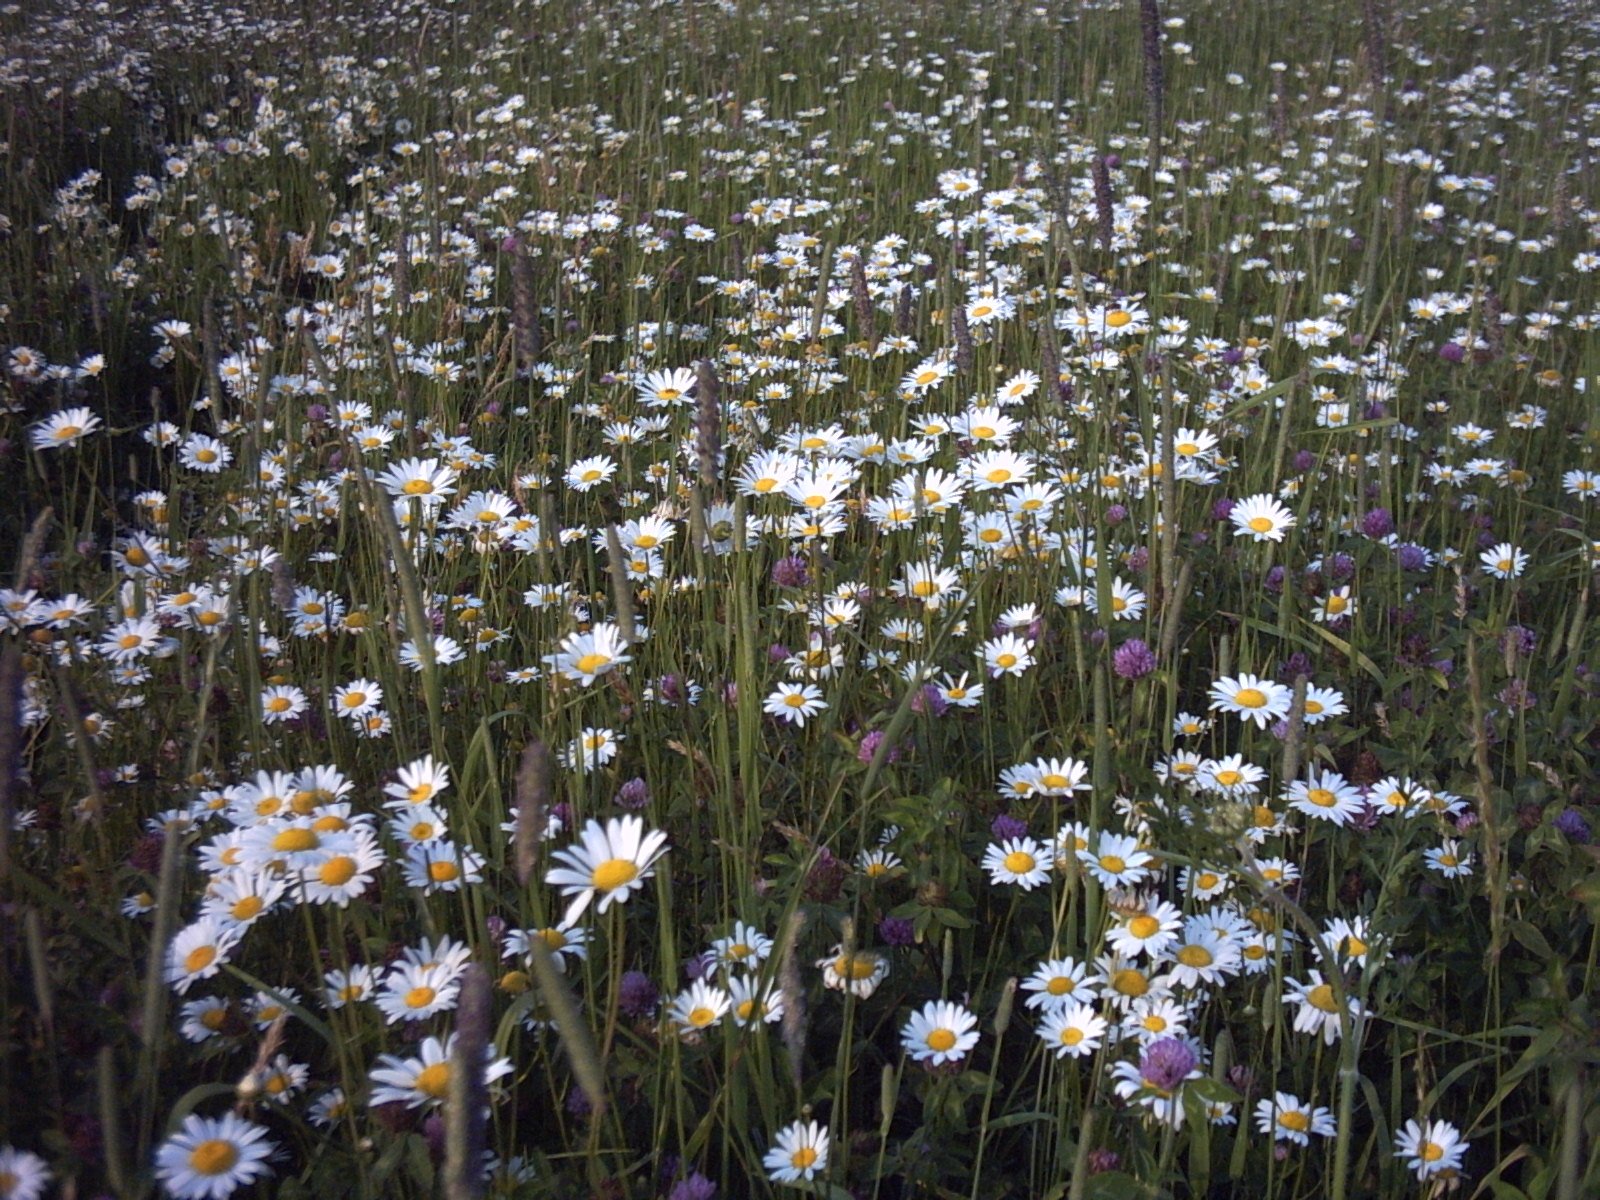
4;0;1600;1196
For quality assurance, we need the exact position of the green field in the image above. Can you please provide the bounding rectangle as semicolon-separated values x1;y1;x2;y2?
2;0;1599;1196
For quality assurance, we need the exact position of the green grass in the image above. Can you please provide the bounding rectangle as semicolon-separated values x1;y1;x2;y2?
2;0;1600;1197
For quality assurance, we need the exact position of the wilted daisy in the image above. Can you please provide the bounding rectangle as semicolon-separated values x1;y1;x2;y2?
763;1119;828;1184
1229;494;1296;542
818;946;889;998
1255;1091;1336;1145
1394;1117;1469;1181
901;999;979;1067
545;816;670;925
154;1112;276;1200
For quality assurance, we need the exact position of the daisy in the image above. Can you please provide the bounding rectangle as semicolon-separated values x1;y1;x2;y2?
251;1054;308;1104
1208;673;1292;729
1165;924;1242;990
384;755;451;806
1036;1001;1107;1059
982;837;1053;890
154;1112;276;1200
763;1119;829;1185
1031;756;1089;795
894;562;963;610
401;840;483;894
0;1146;51;1200
983;633;1035;678
259;685;307;724
711;922;774;971
1479;542;1527;579
375;456;458;501
565;455;618;492
1283;971;1362;1045
548;623;632;686
1021;956;1100;1010
330;678;382;719
166;918;242;994
668;979;731;1037
636;366;697;408
1077;832;1156;889
1394;1117;1470;1181
729;975;785;1026
764;683;828;726
545;816;670;925
902;999;980;1067
180;434;233;473
1423;840;1473;877
1200;754;1265;797
1255;1091;1336;1145
322;965;378;1009
1105;900;1183;960
200;870;286;929
1284;768;1364;826
1300;684;1349;725
1123;996;1191;1044
367;1034;513;1110
1229;494;1297;543
818;946;889;998
30;406;102;450
504;922;590;972
299;831;385;906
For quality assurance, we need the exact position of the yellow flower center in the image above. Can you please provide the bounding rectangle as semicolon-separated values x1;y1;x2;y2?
1278;1110;1311;1133
1046;976;1076;996
415;1062;450;1099
1197;872;1220;890
405;986;437;1009
1003;851;1036;874
986;468;1013;484
1111;968;1148;997
201;1008;229;1030
231;896;263;921
1128;915;1161;939
1177;945;1213;968
1307;788;1336;808
1422;1142;1445;1163
1176;442;1198;456
402;479;434;495
119;633;144;650
925;1028;957;1052
592;858;640;892
320;857;357;886
1248;516;1274;533
911;580;939;598
996;653;1018;669
1325;594;1348;614
790;1147;818;1170
1234;688;1267;708
273;828;319;852
184;945;217;974
1106;310;1132;328
1060;1026;1085;1046
196;449;218;464
266;696;291;713
687;1005;717;1028
189;1139;240;1175
784;693;807;708
573;652;612;675
1306;983;1339;1013
340;691;367;710
1099;855;1127;874
57;424;84;439
1343;936;1366;956
428;860;460;883
835;954;877;980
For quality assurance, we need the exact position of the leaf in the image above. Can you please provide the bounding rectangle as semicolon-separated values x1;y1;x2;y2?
1508;919;1554;961
1083;1170;1147;1200
164;1083;239;1130
983;1110;1054;1131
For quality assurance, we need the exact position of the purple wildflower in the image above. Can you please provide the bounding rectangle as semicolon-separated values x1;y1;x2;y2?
1113;638;1157;680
